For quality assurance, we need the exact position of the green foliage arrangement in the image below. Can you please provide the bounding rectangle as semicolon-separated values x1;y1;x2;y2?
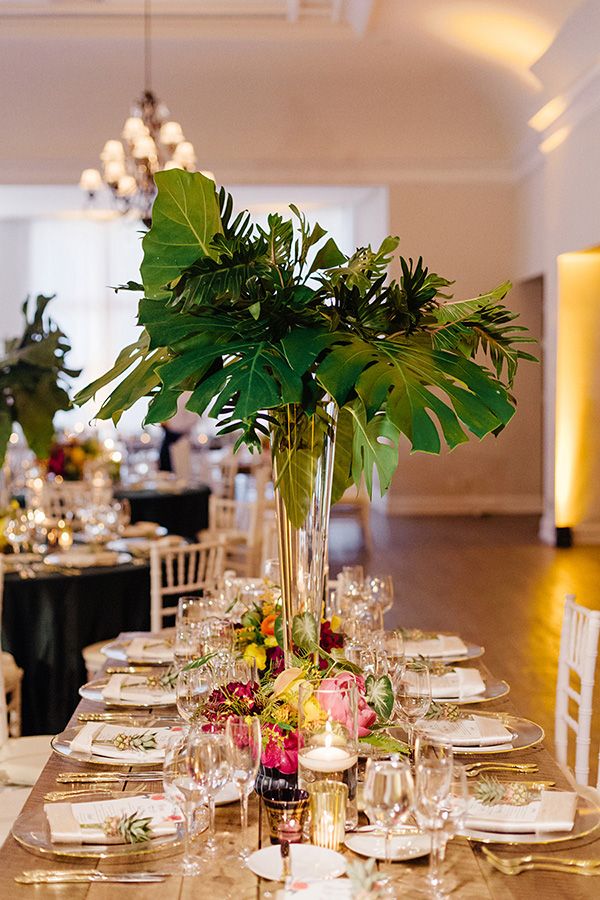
0;295;79;464
76;171;535;526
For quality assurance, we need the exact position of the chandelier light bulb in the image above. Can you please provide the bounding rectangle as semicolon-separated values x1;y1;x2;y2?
117;174;138;197
100;139;125;162
159;120;184;145
103;159;126;185
79;168;103;192
122;116;147;142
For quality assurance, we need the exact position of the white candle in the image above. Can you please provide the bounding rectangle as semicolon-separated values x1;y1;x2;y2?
300;745;358;773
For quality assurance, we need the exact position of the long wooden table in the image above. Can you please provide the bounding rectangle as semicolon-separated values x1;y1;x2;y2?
1;656;600;898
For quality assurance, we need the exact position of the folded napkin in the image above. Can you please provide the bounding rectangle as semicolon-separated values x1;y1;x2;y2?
126;636;174;663
406;667;486;700
45;794;183;845
101;674;176;706
122;521;162;538
415;714;513;747
465;790;577;834
50;549;121;568
404;635;468;659
284;882;353;899
69;723;177;762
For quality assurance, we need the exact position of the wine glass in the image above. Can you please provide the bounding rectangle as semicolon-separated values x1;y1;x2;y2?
439;765;469;863
395;664;432;750
186;728;231;857
363;758;414;871
365;575;394;617
177;595;214;626
225;716;262;859
162;730;203;876
415;756;455;899
176;667;214;723
383;630;405;684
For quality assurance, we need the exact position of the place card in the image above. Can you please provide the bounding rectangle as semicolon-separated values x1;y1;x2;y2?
466;790;577;833
45;793;182;844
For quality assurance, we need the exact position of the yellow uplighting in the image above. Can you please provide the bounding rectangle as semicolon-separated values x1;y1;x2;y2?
539;126;570;154
528;96;567;132
555;251;600;528
426;2;554;87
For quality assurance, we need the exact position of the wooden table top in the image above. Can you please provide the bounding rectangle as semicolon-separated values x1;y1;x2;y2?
1;656;600;898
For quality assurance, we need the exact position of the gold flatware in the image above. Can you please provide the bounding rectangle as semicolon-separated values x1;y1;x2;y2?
105;666;166;675
56;770;163;783
77;711;178;724
482;846;600;875
44;785;149;801
16;870;168;884
464;762;538;777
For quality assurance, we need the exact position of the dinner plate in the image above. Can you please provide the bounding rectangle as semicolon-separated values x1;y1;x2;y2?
216;782;240;805
44;551;132;569
101;634;175;665
79;677;176;708
51;725;174;767
459;790;600;846
404;635;485;664
391;712;544;756
246;843;347;881
11;790;183;861
121;523;168;539
344;831;430;861
2;552;43;571
419;675;510;706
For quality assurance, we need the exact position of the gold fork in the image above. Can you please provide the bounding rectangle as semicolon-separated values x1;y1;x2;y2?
482;846;600;875
464;762;538;778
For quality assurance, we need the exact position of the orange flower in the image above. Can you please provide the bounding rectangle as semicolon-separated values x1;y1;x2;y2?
261;613;277;637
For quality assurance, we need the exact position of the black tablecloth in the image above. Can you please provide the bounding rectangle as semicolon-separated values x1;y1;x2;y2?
114;485;211;541
2;563;150;735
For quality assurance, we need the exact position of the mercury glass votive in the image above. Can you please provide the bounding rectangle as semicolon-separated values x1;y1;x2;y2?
309;780;348;851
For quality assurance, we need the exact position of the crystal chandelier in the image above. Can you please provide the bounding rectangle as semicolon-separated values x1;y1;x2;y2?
79;0;212;227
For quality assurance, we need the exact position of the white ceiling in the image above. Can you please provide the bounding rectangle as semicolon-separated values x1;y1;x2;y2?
0;0;585;184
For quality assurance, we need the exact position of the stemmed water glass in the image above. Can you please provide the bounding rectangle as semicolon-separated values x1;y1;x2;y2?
186;728;231;858
162;730;205;876
439;765;469;864
363;758;414;876
225;715;262;859
414;749;455;899
395;664;432;750
176;667;214;723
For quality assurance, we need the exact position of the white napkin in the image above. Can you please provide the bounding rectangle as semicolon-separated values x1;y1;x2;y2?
415;714;513;747
424;667;486;700
101;674;176;706
45;794;183;845
126;636;174;663
51;549;120;568
466;790;577;834
404;635;468;658
122;521;161;538
69;723;177;762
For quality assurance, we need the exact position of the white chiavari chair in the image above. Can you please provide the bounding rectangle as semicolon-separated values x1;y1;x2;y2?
555;594;600;787
150;539;225;632
0;557;52;843
38;479;113;521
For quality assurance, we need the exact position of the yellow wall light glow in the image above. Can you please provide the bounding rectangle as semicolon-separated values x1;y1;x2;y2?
425;2;554;87
528;96;567;132
539;126;570;154
555;251;600;528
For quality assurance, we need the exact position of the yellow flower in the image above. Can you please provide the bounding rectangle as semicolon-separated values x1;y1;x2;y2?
264;635;278;648
243;642;267;670
330;614;342;633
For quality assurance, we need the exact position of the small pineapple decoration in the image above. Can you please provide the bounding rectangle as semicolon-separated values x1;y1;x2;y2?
112;730;158;753
145;667;178;691
346;858;385;898
425;701;462;722
102;812;154;844
400;628;437;641
475;775;536;806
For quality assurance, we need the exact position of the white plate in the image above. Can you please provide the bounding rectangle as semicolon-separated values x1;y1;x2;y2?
101;634;174;665
215;782;240;805
121;523;167;539
79;678;176;708
44;551;132;569
344;831;430;861
246;844;346;881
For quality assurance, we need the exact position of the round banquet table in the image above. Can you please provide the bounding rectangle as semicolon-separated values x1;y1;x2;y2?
114;484;210;541
1;561;150;736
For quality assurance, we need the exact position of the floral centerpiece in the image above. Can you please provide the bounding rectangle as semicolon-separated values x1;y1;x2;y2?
47;435;101;481
76;171;535;664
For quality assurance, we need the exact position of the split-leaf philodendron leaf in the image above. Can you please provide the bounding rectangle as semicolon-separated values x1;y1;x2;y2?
75;171;536;526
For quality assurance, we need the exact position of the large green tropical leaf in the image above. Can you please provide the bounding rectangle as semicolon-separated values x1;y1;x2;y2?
141;170;222;298
74;335;150;406
331;405;354;505
347;400;399;496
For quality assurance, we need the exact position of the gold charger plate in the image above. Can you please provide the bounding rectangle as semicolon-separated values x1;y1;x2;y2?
423;676;510;706
390;712;544;756
101;635;174;666
79;677;176;709
12;790;183;861
51;724;177;768
460;789;600;846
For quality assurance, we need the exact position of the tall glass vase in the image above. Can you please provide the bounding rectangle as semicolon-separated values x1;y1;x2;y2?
270;399;337;667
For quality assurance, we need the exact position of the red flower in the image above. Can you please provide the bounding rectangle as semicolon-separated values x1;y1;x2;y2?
261;724;298;774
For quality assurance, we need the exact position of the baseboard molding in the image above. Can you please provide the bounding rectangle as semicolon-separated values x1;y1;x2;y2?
384;493;543;516
573;522;600;544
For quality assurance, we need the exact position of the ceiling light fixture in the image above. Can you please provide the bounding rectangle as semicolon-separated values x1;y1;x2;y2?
79;0;213;227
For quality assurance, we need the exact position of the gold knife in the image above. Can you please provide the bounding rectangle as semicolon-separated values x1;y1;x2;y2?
56;771;163;783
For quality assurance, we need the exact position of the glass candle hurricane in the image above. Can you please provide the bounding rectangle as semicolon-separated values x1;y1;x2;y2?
297;680;359;829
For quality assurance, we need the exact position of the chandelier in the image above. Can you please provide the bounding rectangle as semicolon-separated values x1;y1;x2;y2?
79;0;212;227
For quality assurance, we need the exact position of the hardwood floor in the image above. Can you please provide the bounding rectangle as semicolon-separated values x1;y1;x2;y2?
329;512;600;784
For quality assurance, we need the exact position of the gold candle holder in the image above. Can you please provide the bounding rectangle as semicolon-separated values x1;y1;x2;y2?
309;780;348;851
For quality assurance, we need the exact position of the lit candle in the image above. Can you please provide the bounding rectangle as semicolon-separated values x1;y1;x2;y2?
300;745;358;773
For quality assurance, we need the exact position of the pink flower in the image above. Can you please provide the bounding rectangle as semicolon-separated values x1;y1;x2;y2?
261;724;298;774
316;672;376;738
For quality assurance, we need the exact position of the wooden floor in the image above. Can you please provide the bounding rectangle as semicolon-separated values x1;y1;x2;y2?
330;512;600;784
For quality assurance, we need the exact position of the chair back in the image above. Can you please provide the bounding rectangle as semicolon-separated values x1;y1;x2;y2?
149;540;225;631
39;480;113;520
555;594;600;786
